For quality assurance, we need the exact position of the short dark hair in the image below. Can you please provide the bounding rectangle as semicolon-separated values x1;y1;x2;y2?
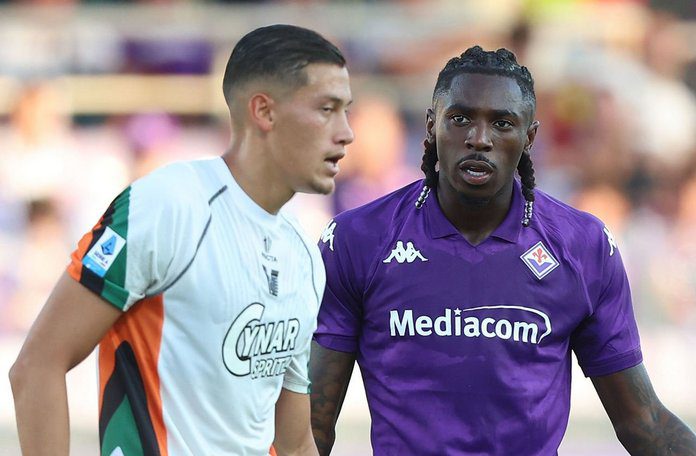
432;45;536;112
222;24;346;106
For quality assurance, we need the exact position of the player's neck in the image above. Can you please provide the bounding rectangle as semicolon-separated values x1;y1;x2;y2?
436;182;513;246
222;139;294;215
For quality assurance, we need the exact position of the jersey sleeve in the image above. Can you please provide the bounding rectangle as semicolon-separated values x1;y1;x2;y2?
67;164;208;311
313;218;364;354
282;232;324;394
282;331;312;394
571;224;643;377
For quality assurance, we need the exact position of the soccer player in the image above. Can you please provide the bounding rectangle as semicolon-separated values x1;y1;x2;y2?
309;46;696;455
10;24;353;455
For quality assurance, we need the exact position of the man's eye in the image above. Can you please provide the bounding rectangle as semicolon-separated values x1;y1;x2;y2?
451;115;468;124
494;120;513;128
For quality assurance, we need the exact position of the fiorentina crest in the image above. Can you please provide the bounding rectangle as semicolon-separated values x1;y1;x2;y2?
520;241;559;280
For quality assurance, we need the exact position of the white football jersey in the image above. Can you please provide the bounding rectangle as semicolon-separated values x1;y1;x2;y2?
68;157;325;455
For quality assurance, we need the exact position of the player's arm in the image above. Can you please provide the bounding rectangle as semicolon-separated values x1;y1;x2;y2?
592;363;696;454
9;271;122;455
273;388;319;456
309;341;356;456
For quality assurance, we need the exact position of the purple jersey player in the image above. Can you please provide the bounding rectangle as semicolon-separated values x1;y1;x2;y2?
309;46;696;455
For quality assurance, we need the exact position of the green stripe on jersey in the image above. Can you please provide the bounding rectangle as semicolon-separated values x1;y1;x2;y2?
101;396;144;456
103;186;131;307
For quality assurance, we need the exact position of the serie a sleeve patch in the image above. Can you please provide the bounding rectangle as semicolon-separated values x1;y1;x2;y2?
82;226;127;278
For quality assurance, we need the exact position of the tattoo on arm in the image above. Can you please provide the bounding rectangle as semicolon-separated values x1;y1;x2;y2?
309;341;356;456
592;364;696;455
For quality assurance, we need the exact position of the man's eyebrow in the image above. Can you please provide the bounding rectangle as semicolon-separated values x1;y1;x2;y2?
491;109;519;119
444;104;520;119
318;95;352;105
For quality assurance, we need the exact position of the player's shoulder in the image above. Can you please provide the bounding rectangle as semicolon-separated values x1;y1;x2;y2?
280;211;320;254
130;158;218;220
136;158;214;195
331;180;423;235
534;188;611;248
318;180;422;257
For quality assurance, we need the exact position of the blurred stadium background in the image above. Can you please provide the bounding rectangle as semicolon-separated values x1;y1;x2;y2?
1;0;695;454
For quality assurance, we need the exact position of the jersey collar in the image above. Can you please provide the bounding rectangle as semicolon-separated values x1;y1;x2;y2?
424;179;524;244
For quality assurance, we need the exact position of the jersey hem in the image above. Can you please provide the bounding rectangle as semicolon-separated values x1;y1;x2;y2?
313;334;357;353
580;346;643;377
67;266;128;312
282;381;310;394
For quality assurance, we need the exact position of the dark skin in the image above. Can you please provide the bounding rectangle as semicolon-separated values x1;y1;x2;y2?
309;342;355;455
427;73;538;246
309;73;696;455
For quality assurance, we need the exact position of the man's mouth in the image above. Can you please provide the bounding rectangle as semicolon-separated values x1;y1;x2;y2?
324;152;345;175
459;159;495;185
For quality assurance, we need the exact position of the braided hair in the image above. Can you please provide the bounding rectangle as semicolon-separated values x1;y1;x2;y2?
418;46;537;227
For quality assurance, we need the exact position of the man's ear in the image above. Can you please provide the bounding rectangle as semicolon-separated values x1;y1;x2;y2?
525;120;540;150
426;108;436;143
248;93;275;133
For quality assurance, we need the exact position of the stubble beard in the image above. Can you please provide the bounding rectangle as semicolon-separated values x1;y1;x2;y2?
457;192;491;207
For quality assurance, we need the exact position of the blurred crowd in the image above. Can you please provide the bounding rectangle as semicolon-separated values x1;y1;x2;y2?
0;0;695;341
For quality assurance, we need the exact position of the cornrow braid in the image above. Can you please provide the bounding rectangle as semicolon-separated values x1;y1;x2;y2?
517;149;536;226
418;45;537;226
415;139;438;208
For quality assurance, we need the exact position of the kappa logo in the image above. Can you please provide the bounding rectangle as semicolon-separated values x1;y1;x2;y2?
383;240;428;264
321;220;337;251
603;226;617;257
521;241;559;280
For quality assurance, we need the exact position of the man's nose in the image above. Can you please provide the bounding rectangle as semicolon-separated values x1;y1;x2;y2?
465;124;493;151
336;111;354;146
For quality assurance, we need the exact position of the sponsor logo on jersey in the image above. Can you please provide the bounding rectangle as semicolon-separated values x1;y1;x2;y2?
603;226;617;256
383;240;428;264
320;219;337;251
520;241;559;280
222;303;301;379
263;265;279;297
262;236;277;262
82;227;126;277
389;305;552;344
260;236;279;295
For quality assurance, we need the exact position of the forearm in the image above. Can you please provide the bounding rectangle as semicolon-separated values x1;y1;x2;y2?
10;364;70;455
308;342;355;456
592;364;696;455
311;410;337;456
274;388;319;456
274;431;318;456
617;407;696;456
311;383;342;456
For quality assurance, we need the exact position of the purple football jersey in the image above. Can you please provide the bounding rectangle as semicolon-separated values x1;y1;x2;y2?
315;179;642;455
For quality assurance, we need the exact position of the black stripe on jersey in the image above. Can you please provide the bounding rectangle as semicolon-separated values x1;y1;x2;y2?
208;185;227;204
79;193;121;295
100;342;161;456
148;185;227;297
286;221;321;305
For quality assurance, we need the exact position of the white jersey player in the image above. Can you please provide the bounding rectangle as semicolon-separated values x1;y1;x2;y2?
11;24;353;456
